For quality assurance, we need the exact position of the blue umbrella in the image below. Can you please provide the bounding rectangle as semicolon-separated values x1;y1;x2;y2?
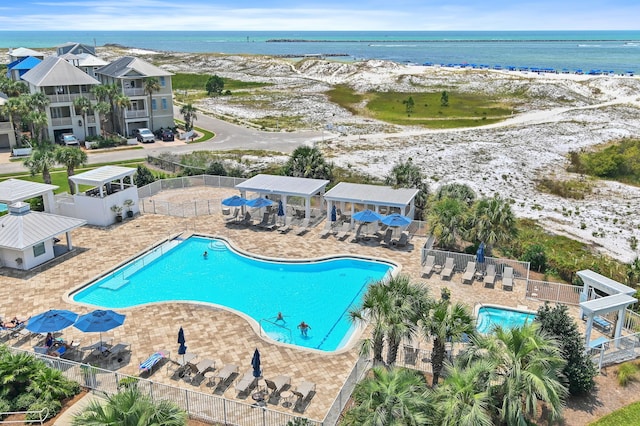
222;195;247;207
476;242;486;271
26;309;78;333
74;309;125;344
246;197;274;209
330;205;337;222
352;209;383;223
251;348;262;378
381;213;411;227
277;200;285;217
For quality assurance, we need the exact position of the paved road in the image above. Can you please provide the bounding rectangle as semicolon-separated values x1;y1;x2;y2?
0;107;325;174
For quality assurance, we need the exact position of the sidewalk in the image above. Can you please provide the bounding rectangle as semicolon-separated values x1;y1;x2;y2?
53;392;107;425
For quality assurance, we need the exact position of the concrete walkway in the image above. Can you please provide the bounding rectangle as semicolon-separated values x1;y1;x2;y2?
53;392;107;425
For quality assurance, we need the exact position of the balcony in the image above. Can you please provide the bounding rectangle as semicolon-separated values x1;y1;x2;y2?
47;93;96;103
125;110;148;119
124;88;145;96
0;122;12;131
51;117;73;126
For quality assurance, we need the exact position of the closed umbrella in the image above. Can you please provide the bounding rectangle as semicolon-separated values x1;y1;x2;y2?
251;348;262;378
26;309;78;333
330;205;337;222
476;242;486;272
178;327;187;363
277;200;285;217
74;309;125;345
222;195;247;207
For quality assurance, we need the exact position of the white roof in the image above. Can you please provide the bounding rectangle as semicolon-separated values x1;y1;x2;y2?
75;53;108;67
235;174;329;197
21;56;101;87
0;203;86;250
0;179;58;205
577;270;635;296
580;293;638;315
324;182;419;207
9;47;44;58
69;166;136;186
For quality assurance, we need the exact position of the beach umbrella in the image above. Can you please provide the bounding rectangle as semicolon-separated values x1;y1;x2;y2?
26;309;78;333
476;242;486;271
177;327;187;363
74;309;125;344
222;195;247;207
251;348;262;378
246;197;274;209
381;213;411;227
352;209;382;223
330;205;337;222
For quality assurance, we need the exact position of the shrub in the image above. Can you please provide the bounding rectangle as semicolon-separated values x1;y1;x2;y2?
522;244;547;272
206;161;227;176
117;376;139;390
0;398;11;419
616;362;640;387
14;392;38;410
26;399;62;421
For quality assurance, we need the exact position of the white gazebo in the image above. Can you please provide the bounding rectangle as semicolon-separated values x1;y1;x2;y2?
0;179;59;213
60;166;139;226
235;174;329;221
323;182;419;224
578;270;637;349
0;202;86;270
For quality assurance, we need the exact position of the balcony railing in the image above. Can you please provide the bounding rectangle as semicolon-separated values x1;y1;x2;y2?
51;117;73;126
125;109;148;119
0;122;12;130
47;93;95;103
124;88;145;96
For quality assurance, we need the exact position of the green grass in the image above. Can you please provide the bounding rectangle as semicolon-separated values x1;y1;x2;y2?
588;401;640;426
172;73;270;91
327;85;512;128
174;119;214;143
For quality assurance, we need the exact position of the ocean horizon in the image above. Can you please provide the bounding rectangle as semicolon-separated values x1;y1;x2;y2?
1;30;639;73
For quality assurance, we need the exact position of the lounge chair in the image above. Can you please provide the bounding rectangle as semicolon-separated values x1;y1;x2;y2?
224;208;239;223
441;257;455;280
265;375;291;398
502;266;514;291
462;261;476;284
235;371;258;396
215;363;239;385
104;342;131;362
392;232;409;248
379;228;393;246
238;211;252;225
421;255;436;276
484;264;496;288
188;358;215;381
352;223;366;242
319;223;336;238
593;316;612;333
139;350;169;375
254;212;270;227
291;381;316;411
167;352;197;377
335;222;352;240
260;214;277;230
294;219;310;236
277;217;292;233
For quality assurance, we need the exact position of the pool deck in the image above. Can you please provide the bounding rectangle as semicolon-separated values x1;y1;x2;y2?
0;188;537;422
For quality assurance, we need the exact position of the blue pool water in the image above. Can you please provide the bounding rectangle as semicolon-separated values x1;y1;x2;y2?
0;203;7;213
476;306;536;334
72;236;393;352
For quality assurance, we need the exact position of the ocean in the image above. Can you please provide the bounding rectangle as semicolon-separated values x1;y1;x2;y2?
1;31;639;73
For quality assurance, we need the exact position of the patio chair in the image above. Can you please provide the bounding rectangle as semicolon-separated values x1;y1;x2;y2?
215;363;239;385
139;349;169;375
265;374;291;398
238;211;252;226
335;222;352;240
167;352;197;378
187;358;215;381
105;342;131;362
224;208;240;223
352;223;366;242
319;223;336;238
462;261;476;284
260;214;277;230
254;212;270;227
421;255;436;276
379;228;393;246
277;217;292;233
294;219;310;236
291;381;316;412
235;370;258;396
484;264;496;288
502;266;514;291
392;231;409;248
440;257;455;280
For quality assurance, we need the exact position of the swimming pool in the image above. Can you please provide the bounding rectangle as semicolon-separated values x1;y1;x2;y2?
72;236;395;352
476;305;536;334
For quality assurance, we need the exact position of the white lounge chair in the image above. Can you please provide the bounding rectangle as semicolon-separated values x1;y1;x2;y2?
484;264;496;288
215;363;239;385
265;375;291;398
319;223;335;238
335;222;352;240
422;255;436;276
235;371;258;396
188;358;215;381
441;257;455;280
105;342;131;362
224;208;239;223
462;261;476;284
502;266;514;291
277;217;292;233
292;381;316;411
294;219;310;236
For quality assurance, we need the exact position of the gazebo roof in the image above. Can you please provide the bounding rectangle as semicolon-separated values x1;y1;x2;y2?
324;182;419;207
577;270;635;296
235;174;329;197
69;166;136;187
0;179;58;205
0;202;86;250
580;293;638;316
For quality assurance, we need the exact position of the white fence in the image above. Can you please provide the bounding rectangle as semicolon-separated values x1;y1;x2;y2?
421;248;530;279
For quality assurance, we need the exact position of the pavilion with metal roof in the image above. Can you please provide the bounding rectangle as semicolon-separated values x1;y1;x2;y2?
578;270;638;349
323;182;419;224
235;174;329;220
0;202;86;270
0;179;59;213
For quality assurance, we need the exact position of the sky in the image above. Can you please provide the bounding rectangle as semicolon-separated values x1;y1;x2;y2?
0;0;639;31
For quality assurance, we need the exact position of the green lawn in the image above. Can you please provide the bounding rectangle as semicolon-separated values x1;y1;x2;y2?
588;401;640;425
172;73;270;91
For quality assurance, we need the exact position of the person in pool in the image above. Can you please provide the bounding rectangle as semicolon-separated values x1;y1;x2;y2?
275;312;285;323
297;321;311;337
203;251;208;259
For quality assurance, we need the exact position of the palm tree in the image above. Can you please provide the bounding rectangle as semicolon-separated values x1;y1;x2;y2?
431;359;495;426
73;96;93;141
459;324;568;425
427;196;469;249
349;280;388;364
283;145;333;180
113;93;131;136
143;77;161;131
467;195;517;252
26;91;50;113
434;183;476;206
0;352;45;401
25;110;49;142
27;367;79;403
180;103;197;131
94;101;111;138
341;366;431;426
0;77;28;97
385;158;429;220
23;139;57;184
55;146;88;194
420;299;475;386
92;83;120;134
5;96;28;140
72;388;187;425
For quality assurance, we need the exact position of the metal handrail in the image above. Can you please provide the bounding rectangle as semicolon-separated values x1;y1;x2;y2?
0;408;49;425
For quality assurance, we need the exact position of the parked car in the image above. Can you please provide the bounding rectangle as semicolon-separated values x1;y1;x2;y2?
159;129;174;141
136;128;155;143
58;133;79;146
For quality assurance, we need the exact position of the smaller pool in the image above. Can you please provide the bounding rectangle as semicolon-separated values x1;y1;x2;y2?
476;306;536;334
